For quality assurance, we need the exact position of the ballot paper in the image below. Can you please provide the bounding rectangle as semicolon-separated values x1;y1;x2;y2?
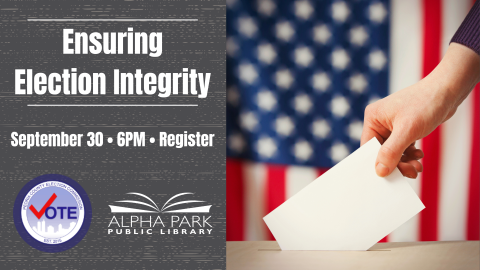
263;138;425;251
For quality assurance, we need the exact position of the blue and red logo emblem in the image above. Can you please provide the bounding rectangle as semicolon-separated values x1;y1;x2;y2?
13;174;92;253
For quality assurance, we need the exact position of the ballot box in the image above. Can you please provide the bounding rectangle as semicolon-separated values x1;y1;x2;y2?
227;241;479;270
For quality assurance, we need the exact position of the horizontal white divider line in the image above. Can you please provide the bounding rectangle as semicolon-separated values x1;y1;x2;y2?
28;104;198;107
27;19;198;22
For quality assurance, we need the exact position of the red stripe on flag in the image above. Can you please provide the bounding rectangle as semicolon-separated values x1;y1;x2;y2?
317;168;329;177
419;0;442;241
378;236;388;243
265;164;286;240
420;131;441;241
467;84;480;240
226;158;245;241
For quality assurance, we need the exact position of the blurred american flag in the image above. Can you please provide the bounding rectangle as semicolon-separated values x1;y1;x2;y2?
226;0;479;242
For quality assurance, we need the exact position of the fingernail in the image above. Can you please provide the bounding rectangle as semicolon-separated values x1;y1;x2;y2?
375;163;389;177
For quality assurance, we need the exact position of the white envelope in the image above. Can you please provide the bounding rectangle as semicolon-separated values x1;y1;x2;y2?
263;138;425;250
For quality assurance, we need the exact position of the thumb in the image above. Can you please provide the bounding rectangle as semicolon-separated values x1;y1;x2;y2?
375;127;415;177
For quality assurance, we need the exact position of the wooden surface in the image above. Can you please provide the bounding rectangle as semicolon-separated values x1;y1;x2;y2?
227;241;480;270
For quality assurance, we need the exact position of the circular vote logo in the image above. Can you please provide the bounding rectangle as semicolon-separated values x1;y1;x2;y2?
13;174;92;253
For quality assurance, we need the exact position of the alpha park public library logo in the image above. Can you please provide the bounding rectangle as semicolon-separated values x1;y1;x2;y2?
13;174;92;253
107;192;213;236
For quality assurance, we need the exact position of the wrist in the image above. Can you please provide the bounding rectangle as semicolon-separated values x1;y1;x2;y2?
426;43;480;112
419;74;458;122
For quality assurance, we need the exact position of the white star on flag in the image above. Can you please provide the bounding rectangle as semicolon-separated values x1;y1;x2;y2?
369;95;381;105
228;133;245;153
293;140;313;161
368;49;387;71
227;86;240;106
257;0;276;17
295;0;314;20
238;63;258;84
256;89;277;112
331;48;350;70
275;68;294;89
257;43;277;65
330;96;350;118
226;0;237;9
256;136;277;158
330;142;350;162
240;111;259;132
369;2;388;24
313;24;331;44
312;72;331;92
331;1;350;23
274;115;295;137
237;16;258;38
294;46;314;67
293;93;313;115
349;26;369;47
226;37;238;57
347;120;364;141
348;73;368;94
311;118;331;139
276;21;295;42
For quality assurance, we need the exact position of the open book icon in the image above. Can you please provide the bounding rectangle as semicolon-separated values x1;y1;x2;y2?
108;192;212;213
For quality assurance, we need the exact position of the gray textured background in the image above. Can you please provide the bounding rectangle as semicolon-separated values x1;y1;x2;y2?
0;1;226;269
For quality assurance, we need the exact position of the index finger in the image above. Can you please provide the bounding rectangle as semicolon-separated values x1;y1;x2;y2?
360;125;385;146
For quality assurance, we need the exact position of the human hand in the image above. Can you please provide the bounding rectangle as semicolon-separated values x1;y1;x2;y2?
361;82;449;178
361;43;480;178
